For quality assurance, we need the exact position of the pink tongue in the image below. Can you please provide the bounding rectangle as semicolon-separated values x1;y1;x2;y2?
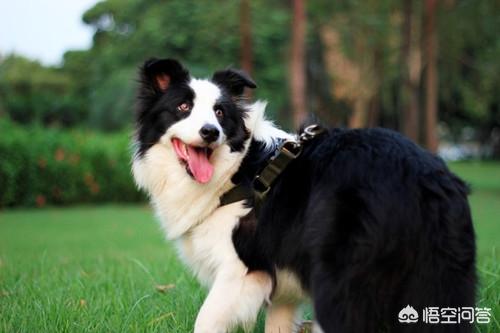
186;145;214;184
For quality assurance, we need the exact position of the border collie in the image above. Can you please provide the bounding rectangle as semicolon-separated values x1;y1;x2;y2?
132;58;476;333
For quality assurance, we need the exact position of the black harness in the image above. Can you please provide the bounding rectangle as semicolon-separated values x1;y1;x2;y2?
220;124;326;210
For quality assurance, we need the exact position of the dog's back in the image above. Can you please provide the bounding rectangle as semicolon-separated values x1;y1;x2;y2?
235;127;476;333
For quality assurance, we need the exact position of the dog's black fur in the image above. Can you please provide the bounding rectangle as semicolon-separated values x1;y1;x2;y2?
233;128;476;333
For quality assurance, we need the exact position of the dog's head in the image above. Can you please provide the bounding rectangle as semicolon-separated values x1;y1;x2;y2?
134;58;256;185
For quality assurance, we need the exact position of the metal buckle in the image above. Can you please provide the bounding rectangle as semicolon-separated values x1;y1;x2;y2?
281;140;302;159
300;124;324;142
251;124;325;208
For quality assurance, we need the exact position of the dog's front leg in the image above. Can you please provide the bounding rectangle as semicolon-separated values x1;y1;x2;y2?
194;268;273;333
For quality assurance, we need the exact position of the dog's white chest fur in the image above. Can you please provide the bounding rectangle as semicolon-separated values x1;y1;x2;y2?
176;203;307;300
175;201;251;286
133;99;303;332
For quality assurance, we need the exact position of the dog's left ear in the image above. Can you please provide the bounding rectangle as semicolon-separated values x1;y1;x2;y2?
141;58;189;93
212;69;257;96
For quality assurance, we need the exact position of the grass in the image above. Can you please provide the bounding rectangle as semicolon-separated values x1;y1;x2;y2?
0;206;205;332
448;162;500;333
0;162;498;332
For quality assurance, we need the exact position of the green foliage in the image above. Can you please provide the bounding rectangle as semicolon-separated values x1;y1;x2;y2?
438;0;500;133
87;67;136;131
76;0;292;125
0;55;86;127
0;119;143;207
1;0;499;138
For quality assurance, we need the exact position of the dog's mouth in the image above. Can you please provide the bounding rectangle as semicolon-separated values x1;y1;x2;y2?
171;138;214;184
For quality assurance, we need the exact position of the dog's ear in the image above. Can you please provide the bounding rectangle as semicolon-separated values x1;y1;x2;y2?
141;58;189;92
212;69;257;96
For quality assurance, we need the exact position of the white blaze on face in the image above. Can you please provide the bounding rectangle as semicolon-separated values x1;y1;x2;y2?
157;79;228;184
163;79;226;146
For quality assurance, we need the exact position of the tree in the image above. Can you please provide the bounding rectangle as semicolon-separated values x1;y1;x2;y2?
240;0;253;98
80;0;292;124
400;0;421;142
423;0;439;152
289;0;307;127
0;55;84;126
438;0;500;145
314;0;395;129
239;0;253;76
2;0;498;141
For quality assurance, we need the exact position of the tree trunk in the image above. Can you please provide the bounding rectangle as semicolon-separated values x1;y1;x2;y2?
367;96;380;128
368;44;384;127
423;0;439;153
401;0;420;142
240;0;253;98
349;98;368;128
290;0;307;127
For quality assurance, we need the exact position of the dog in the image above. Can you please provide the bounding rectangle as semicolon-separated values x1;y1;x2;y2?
132;58;476;333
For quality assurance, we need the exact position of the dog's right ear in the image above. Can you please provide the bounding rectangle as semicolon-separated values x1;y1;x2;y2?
140;58;189;93
212;69;257;96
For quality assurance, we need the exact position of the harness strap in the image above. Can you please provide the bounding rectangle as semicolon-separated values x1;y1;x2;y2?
253;140;302;199
219;184;254;206
219;124;326;209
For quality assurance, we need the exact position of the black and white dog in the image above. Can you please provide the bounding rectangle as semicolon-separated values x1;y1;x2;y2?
132;58;476;333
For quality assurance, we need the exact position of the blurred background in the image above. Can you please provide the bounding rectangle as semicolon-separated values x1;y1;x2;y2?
0;0;499;207
0;2;499;332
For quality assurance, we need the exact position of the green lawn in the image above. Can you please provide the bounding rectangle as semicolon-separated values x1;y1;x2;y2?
0;162;499;332
0;206;205;332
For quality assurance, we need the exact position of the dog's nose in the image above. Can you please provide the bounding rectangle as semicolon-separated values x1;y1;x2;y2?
199;124;220;143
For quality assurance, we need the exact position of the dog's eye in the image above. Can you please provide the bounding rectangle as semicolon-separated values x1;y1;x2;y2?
177;102;191;112
214;108;224;118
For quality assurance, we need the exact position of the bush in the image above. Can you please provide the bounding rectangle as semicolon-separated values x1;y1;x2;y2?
0;55;88;127
0;119;144;207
